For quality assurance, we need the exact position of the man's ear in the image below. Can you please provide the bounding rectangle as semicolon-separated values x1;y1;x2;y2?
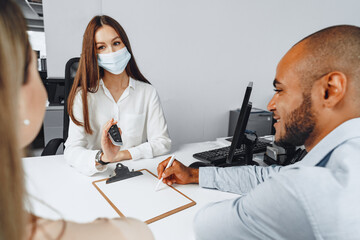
320;71;347;108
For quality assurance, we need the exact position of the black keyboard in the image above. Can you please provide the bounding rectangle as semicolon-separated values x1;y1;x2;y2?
193;140;270;164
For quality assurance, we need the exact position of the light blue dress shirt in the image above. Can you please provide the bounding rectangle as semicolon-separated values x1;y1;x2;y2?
195;118;360;240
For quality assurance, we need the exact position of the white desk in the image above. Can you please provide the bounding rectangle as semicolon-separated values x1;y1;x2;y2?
23;141;241;240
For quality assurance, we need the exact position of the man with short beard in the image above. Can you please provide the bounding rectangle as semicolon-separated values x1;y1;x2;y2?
157;25;360;239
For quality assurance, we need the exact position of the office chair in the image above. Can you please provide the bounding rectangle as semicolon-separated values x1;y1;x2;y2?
41;57;80;156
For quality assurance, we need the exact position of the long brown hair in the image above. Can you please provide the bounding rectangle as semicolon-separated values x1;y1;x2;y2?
68;15;150;134
0;0;30;239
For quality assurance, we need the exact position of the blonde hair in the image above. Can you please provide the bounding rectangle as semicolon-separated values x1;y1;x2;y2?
0;0;30;239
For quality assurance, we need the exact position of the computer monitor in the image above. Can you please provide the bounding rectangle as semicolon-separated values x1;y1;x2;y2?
226;82;253;164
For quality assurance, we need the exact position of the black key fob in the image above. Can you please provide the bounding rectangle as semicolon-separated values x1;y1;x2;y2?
108;124;123;146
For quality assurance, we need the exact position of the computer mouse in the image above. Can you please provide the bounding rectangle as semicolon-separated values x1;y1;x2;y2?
188;161;212;169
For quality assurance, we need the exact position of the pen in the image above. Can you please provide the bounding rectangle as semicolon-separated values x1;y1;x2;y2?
155;154;175;191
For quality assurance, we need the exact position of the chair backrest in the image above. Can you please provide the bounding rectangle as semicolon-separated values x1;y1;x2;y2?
63;57;80;142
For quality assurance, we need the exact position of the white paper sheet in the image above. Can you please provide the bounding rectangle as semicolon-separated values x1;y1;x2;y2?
93;170;194;223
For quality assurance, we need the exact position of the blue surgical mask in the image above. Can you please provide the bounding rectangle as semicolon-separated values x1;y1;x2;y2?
97;47;131;75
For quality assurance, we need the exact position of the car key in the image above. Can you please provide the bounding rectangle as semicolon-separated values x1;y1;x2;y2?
108;124;123;146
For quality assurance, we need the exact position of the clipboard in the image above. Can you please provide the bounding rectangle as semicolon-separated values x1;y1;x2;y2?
92;163;196;224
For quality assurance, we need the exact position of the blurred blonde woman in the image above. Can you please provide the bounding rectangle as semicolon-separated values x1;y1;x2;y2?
0;0;154;239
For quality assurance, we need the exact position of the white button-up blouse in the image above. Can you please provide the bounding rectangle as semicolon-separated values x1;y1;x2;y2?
64;78;171;176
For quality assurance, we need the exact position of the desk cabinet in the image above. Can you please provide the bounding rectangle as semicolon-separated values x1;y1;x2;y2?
228;108;274;137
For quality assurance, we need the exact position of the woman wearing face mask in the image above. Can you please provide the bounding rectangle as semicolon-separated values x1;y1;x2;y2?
0;1;154;239
65;15;171;176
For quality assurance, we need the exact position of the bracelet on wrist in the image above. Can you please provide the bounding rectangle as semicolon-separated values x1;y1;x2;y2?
95;150;109;165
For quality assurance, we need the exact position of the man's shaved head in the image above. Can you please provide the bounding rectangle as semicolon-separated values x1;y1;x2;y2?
270;25;360;150
291;25;360;92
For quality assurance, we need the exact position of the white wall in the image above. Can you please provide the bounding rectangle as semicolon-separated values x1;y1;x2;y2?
43;0;101;77
43;0;360;148
28;31;46;57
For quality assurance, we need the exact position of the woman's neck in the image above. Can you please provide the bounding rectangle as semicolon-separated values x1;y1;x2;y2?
102;71;130;102
102;71;129;91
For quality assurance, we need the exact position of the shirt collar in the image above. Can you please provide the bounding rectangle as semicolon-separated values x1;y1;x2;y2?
99;77;136;90
292;117;360;167
99;78;105;88
128;77;136;90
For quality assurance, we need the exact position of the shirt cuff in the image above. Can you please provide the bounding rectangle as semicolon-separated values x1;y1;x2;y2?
95;163;108;172
127;147;142;160
127;142;154;160
199;167;217;189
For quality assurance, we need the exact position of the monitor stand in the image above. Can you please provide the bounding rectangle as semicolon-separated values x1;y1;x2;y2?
217;134;259;167
243;137;259;166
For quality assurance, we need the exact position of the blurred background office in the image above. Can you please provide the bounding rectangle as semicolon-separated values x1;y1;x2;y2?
17;0;360;152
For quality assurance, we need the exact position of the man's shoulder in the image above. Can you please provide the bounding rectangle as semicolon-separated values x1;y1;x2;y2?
278;165;340;192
